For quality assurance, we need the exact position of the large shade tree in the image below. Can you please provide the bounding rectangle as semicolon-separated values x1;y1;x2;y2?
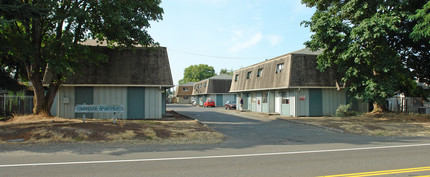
0;0;163;115
178;64;216;85
301;0;430;112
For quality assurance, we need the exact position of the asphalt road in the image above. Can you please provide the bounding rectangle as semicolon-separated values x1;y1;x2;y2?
1;104;430;177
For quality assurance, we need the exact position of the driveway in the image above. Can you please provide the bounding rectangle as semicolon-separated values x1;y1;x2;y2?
169;104;427;149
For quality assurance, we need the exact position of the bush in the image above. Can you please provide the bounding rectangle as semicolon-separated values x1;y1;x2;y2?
336;104;357;117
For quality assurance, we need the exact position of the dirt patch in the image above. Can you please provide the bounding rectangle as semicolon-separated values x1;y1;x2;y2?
282;113;430;137
0;111;224;144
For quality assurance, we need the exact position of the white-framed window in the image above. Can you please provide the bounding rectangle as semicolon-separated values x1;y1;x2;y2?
183;87;189;91
276;63;284;73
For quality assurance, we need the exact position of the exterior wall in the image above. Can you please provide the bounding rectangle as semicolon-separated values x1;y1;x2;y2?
230;55;291;92
94;87;127;119
177;96;191;104
322;89;347;116
54;86;164;119
195;93;235;107
193;80;209;95
295;89;310;117
57;86;76;118
51;93;58;117
145;87;162;119
222;94;236;106
234;88;347;116
176;86;193;96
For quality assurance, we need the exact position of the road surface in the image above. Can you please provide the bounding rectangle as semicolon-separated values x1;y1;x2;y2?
1;104;429;176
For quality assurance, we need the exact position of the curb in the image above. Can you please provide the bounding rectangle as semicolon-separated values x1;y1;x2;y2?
279;118;344;134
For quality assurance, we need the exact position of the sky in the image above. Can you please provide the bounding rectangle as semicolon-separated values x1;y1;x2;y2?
147;0;316;86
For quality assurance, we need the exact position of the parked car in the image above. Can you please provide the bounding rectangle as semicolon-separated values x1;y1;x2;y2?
225;100;236;110
191;99;196;106
204;99;215;107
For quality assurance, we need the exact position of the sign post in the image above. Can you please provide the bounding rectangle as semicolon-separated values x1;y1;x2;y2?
75;105;125;124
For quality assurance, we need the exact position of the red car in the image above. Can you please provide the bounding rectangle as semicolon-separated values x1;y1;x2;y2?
204;99;215;107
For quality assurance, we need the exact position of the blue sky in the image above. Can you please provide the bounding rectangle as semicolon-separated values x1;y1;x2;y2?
148;0;316;85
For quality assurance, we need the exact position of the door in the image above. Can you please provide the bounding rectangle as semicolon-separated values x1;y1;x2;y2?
216;94;223;106
75;87;93;118
269;91;275;113
309;88;323;116
275;91;282;114
127;87;145;119
281;91;290;116
256;92;262;112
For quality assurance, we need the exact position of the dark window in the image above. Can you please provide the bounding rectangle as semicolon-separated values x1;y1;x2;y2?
184;96;189;100
257;68;263;77
235;74;239;81
247;71;252;79
183;87;189;91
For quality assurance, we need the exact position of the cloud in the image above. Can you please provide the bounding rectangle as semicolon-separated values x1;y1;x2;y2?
229;32;263;52
266;35;283;46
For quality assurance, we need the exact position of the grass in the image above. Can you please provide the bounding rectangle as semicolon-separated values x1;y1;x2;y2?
1;114;225;144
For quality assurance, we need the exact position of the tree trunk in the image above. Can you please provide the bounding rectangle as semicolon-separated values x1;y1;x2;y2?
372;102;386;113
31;76;47;115
31;79;60;116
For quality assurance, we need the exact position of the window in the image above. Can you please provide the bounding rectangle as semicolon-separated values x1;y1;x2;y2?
247;71;252;79
257;68;263;77
235;74;239;81
282;92;289;104
184;96;189;100
204;82;207;87
183;87;189;91
276;63;284;73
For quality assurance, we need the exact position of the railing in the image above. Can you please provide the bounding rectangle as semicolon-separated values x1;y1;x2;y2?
0;95;34;116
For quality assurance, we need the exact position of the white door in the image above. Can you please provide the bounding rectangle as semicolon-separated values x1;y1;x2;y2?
275;91;282;114
256;92;262;112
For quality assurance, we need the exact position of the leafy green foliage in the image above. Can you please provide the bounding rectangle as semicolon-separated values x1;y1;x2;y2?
179;64;216;85
219;69;234;76
302;0;430;108
336;104;356;117
410;1;430;42
0;0;163;114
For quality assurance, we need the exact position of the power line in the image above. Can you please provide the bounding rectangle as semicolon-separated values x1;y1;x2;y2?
168;48;274;60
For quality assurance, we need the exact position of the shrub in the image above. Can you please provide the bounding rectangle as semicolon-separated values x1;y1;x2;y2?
336;104;357;117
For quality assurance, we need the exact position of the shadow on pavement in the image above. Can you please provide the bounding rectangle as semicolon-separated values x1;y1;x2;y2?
0;104;428;156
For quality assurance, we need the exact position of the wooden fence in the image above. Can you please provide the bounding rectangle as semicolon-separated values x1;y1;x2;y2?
0;95;34;116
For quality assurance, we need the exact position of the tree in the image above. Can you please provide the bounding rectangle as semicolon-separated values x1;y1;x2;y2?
410;1;430;42
178;64;216;85
1;0;163;115
219;68;234;76
301;0;430;112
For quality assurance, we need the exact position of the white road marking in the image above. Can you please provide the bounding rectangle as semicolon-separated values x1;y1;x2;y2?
1;143;430;168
